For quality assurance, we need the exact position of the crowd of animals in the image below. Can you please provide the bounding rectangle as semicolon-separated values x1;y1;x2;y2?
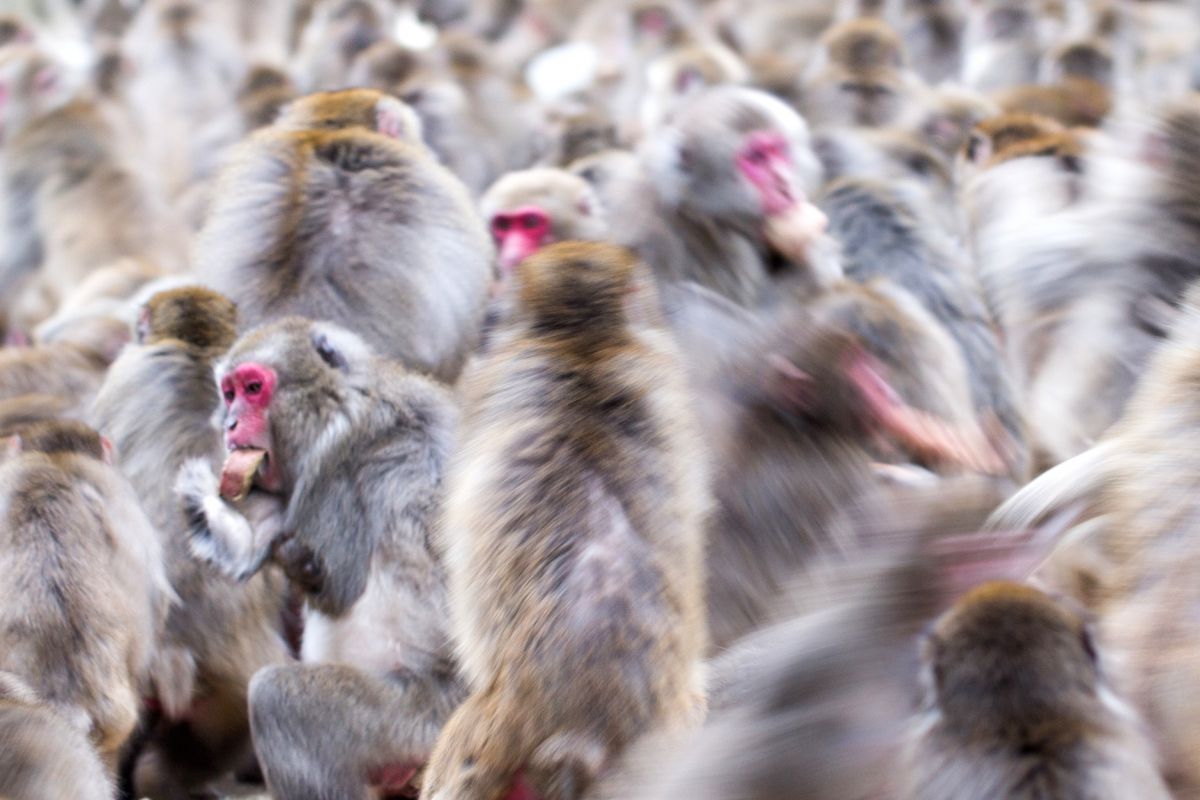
3;0;1200;797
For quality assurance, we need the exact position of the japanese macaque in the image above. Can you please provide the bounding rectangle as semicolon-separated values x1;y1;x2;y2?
0;671;112;800
177;317;464;799
122;0;247;198
294;0;390;91
899;0;965;84
89;288;290;799
900;581;1171;799
195;89;493;383
0;420;171;771
423;241;709;800
964;100;1200;469
912;83;1000;157
593;479;1031;800
0;45;185;337
540;107;618;168
961;0;1044;91
1042;37;1116;88
481;168;609;277
820;176;1029;479
802;19;922;130
638;41;749;138
994;76;1112;128
624;86;832;307
989;288;1200;794
679;277;1007;648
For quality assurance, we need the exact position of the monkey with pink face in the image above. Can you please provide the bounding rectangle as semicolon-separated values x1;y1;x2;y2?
617;86;833;307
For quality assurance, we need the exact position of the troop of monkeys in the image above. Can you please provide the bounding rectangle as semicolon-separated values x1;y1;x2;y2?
3;0;1200;798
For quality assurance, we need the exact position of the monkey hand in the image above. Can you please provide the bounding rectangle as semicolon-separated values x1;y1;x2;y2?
176;459;280;581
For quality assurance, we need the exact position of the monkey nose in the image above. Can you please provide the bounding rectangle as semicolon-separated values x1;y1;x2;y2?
226;418;238;432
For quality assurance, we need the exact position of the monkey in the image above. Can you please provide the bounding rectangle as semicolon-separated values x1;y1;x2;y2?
122;0;248;199
619;86;834;307
899;0;965;84
293;0;391;92
0;44;186;337
911;82;1000;157
707;0;833;105
422;241;708;800
0;14;33;47
31;256;164;343
88;287;291;799
961;0;1045;92
481;168;609;276
638;41;749;136
801;18;922;130
961;99;1200;469
993;76;1112;128
681;276;1007;649
900;581;1172;799
593;479;1039;800
987;286;1200;794
0;670;113;800
175;316;465;799
1042;37;1116;88
814;127;959;235
819;176;1030;480
539;107;619;168
0;419;172;771
194;88;493;384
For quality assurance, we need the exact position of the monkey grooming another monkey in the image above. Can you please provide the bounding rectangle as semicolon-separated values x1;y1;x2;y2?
177;316;464;799
423;241;709;800
195;88;493;383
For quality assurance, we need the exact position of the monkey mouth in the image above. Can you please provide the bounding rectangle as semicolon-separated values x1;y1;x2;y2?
219;447;279;501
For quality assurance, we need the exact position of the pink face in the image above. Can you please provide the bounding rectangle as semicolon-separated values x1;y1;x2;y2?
218;362;282;494
736;130;799;217
491;205;551;275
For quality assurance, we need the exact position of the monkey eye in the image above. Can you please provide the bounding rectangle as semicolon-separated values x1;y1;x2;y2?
245;381;262;396
491;215;512;234
521;213;542;229
313;332;346;369
748;147;767;164
223;388;235;403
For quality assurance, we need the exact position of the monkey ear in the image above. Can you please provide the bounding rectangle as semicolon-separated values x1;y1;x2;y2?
4;434;21;458
100;436;115;466
135;306;152;344
375;97;422;142
32;65;57;96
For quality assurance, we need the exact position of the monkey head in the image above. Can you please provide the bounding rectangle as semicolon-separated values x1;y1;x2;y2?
481;169;609;277
0;45;74;145
644;86;827;261
922;581;1100;745
214;317;376;504
5;419;113;464
275;88;423;142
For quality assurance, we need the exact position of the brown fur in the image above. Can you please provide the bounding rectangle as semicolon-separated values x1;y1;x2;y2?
994;78;1112;129
425;242;709;800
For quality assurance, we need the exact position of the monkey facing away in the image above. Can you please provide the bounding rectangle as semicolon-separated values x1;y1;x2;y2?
89;287;290;799
0;419;172;772
195;88;493;383
177;316;464;799
423;241;710;800
901;581;1171;799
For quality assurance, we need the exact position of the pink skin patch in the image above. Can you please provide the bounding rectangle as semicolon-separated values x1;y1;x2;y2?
737;130;799;217
505;771;540;800
844;351;1006;475
218;362;281;498
368;763;419;793
638;8;670;35
492;206;551;275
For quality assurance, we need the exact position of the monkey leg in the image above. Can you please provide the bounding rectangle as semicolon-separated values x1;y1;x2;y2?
249;662;465;800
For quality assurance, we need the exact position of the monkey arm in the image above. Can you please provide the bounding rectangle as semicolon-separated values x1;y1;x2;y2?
176;458;283;581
